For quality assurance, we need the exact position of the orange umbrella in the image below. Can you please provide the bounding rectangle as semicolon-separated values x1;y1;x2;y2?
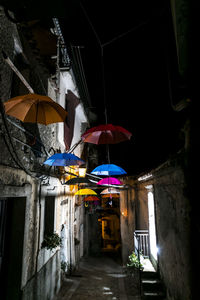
4;93;68;125
102;194;120;198
84;196;100;201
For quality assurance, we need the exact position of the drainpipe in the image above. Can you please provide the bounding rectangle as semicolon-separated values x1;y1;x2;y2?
69;197;72;275
2;51;34;93
134;186;143;296
35;181;42;274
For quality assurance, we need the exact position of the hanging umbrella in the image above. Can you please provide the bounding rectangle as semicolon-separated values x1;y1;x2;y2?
43;153;85;166
91;164;127;176
75;188;97;195
81;124;132;144
102;193;120;198
101;187;120;194
83;196;100;201
64;177;92;185
4;93;68;125
97;177;123;186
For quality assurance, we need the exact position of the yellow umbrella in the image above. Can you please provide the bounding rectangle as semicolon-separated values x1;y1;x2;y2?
4;93;68;125
75;188;97;195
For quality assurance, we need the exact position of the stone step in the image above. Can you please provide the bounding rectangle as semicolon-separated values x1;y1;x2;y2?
142;271;159;279
142;279;163;292
143;291;166;300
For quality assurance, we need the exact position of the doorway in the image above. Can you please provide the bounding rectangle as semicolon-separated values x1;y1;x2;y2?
147;186;158;269
99;197;121;255
0;197;26;300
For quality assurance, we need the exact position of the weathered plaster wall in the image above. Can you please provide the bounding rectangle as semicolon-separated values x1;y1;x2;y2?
136;186;149;230
0;6;19;100
0;7;31;169
0;9;60;172
0;165;62;300
74;202;85;265
121;158;192;300
152;165;191;300
58;70;88;155
87;213;102;255
0;8;88;300
22;251;60;300
120;182;136;265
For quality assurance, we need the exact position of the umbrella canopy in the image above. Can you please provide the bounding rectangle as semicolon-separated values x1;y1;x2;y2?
75;189;97;195
4;93;68;125
83;196;100;201
91;164;127;176
43;153;85;166
101;187;120;194
102;193;120;198
81;124;132;144
64;177;92;185
97;177;123;186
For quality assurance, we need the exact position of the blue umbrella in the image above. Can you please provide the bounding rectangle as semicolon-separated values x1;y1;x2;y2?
43;153;85;166
91;164;127;176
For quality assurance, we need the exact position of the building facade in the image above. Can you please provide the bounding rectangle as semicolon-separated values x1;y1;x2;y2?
0;7;89;300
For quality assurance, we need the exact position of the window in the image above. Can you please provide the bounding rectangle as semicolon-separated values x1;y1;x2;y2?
44;196;55;237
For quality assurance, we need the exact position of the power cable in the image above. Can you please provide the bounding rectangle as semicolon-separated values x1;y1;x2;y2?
0;97;38;178
70;45;90;108
76;46;92;105
80;3;110;162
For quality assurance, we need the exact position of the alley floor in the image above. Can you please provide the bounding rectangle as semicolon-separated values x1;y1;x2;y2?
53;254;141;300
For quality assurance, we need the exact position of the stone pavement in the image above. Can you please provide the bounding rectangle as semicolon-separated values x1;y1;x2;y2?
53;254;141;300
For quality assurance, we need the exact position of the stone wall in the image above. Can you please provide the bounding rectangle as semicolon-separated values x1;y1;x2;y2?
153;164;192;300
0;8;61;174
120;156;192;300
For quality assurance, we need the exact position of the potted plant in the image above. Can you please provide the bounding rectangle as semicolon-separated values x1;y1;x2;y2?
127;251;144;275
41;232;62;251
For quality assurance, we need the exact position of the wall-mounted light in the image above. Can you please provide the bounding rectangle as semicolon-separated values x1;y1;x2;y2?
78;167;87;177
121;210;128;217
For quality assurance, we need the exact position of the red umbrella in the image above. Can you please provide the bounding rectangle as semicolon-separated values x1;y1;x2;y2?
81;124;132;144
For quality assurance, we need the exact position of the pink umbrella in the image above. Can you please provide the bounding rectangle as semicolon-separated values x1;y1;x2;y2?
97;177;123;186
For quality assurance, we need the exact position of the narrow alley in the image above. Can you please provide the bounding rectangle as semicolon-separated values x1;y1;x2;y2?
53;255;141;300
0;1;195;300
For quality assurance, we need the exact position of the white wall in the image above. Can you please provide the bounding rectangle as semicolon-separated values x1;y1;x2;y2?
57;70;88;151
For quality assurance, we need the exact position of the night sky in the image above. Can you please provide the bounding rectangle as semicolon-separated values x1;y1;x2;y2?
2;0;186;176
59;0;186;176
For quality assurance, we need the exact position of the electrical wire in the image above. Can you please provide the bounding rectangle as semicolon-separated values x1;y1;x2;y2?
80;3;107;122
0;97;37;178
76;46;92;105
80;3;110;163
70;45;89;108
